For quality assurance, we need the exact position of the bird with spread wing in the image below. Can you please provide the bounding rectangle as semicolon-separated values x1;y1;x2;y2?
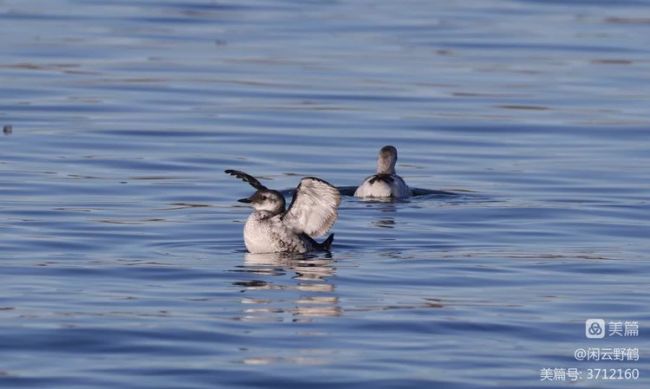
225;170;340;254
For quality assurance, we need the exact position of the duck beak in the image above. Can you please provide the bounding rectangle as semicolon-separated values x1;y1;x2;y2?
237;197;252;203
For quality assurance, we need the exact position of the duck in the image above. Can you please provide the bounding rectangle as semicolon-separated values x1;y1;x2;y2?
354;145;412;199
225;170;340;253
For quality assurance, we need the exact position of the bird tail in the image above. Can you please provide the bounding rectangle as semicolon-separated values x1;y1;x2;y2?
301;233;335;252
319;233;335;251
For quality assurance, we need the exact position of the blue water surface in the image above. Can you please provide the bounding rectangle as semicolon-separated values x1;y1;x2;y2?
1;0;649;388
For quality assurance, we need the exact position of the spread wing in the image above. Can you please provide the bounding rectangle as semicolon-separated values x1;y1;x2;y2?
282;177;340;237
225;169;267;190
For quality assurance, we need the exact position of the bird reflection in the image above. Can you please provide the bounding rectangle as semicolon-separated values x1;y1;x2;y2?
371;201;397;229
233;252;340;322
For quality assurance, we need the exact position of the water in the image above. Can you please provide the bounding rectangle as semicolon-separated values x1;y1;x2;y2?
1;0;649;387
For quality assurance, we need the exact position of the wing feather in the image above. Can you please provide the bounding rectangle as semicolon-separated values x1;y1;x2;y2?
225;169;267;190
282;177;340;237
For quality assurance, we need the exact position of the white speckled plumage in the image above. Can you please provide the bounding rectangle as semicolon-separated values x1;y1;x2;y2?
243;211;311;253
226;170;340;254
354;145;412;199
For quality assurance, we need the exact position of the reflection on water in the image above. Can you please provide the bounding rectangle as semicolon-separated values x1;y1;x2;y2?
370;202;397;229
235;253;341;322
1;0;650;387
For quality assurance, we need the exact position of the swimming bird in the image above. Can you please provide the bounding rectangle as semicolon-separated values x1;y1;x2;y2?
225;169;340;254
354;145;412;199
